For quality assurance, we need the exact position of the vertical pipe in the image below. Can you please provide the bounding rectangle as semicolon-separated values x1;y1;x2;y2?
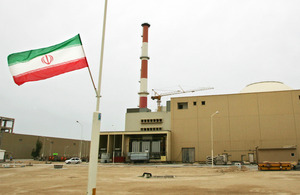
139;23;150;108
211;116;214;168
211;111;219;168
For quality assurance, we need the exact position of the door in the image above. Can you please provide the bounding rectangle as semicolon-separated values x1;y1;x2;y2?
182;148;195;163
142;141;150;152
152;141;160;153
132;141;140;152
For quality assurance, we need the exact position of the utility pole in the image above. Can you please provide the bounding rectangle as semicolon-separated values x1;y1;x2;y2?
76;120;83;159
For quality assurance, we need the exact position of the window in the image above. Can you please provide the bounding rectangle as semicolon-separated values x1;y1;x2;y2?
291;153;295;157
201;101;206;105
140;127;162;131
178;102;188;109
141;119;163;124
193;101;197;106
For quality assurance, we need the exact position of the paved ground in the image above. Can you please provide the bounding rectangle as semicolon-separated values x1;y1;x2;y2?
1;160;300;194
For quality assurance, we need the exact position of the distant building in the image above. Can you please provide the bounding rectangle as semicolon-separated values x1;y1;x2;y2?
0;116;15;133
0;132;90;160
1;117;90;160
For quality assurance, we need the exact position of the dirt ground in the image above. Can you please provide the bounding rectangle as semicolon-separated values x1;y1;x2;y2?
1;160;300;195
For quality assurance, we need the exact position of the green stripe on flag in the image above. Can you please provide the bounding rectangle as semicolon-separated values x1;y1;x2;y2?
8;34;82;66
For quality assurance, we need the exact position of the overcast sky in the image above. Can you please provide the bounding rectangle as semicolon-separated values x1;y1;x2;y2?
1;0;300;140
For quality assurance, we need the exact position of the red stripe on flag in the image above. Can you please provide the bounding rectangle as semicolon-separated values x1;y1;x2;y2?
13;57;88;85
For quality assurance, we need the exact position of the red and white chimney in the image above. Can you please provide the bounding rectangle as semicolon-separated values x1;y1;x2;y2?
138;23;150;108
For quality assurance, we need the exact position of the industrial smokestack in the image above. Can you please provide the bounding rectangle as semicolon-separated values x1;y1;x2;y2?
138;23;150;108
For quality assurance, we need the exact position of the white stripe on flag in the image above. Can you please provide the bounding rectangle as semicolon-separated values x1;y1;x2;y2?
9;45;85;76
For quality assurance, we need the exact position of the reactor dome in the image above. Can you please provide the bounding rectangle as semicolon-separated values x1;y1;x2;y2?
240;81;293;93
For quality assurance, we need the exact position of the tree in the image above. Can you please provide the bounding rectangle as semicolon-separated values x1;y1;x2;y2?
31;139;43;159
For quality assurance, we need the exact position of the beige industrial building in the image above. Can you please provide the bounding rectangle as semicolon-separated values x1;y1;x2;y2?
100;81;300;163
100;108;171;162
0;132;90;160
171;82;299;163
1;117;90;160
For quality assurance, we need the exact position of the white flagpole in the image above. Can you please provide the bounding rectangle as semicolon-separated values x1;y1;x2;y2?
87;0;108;194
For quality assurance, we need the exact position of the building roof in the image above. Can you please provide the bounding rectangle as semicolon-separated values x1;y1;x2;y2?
240;81;293;93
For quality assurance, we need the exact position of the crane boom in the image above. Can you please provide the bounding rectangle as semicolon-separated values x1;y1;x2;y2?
151;87;214;111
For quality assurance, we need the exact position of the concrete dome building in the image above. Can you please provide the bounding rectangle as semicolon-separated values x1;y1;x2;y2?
240;81;293;93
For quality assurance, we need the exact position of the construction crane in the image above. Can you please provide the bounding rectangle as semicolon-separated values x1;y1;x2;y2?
151;86;214;111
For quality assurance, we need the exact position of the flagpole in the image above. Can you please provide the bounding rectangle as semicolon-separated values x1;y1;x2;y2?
80;41;98;97
87;66;99;97
87;0;108;194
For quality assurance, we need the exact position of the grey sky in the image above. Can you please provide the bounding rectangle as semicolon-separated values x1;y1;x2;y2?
1;0;300;140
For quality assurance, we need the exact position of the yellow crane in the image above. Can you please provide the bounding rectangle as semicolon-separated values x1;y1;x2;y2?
151;86;214;111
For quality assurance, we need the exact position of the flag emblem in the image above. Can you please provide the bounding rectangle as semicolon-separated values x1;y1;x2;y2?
41;55;54;65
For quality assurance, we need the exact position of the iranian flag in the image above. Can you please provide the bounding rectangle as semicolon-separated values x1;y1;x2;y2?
7;34;88;86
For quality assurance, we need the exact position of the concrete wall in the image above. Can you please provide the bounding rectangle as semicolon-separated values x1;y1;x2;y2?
0;133;90;159
257;148;298;163
171;90;300;163
125;111;171;131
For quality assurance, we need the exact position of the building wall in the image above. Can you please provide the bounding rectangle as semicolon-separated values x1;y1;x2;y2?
99;131;172;161
171;90;300;162
257;148;298;163
0;133;90;159
125;111;171;131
